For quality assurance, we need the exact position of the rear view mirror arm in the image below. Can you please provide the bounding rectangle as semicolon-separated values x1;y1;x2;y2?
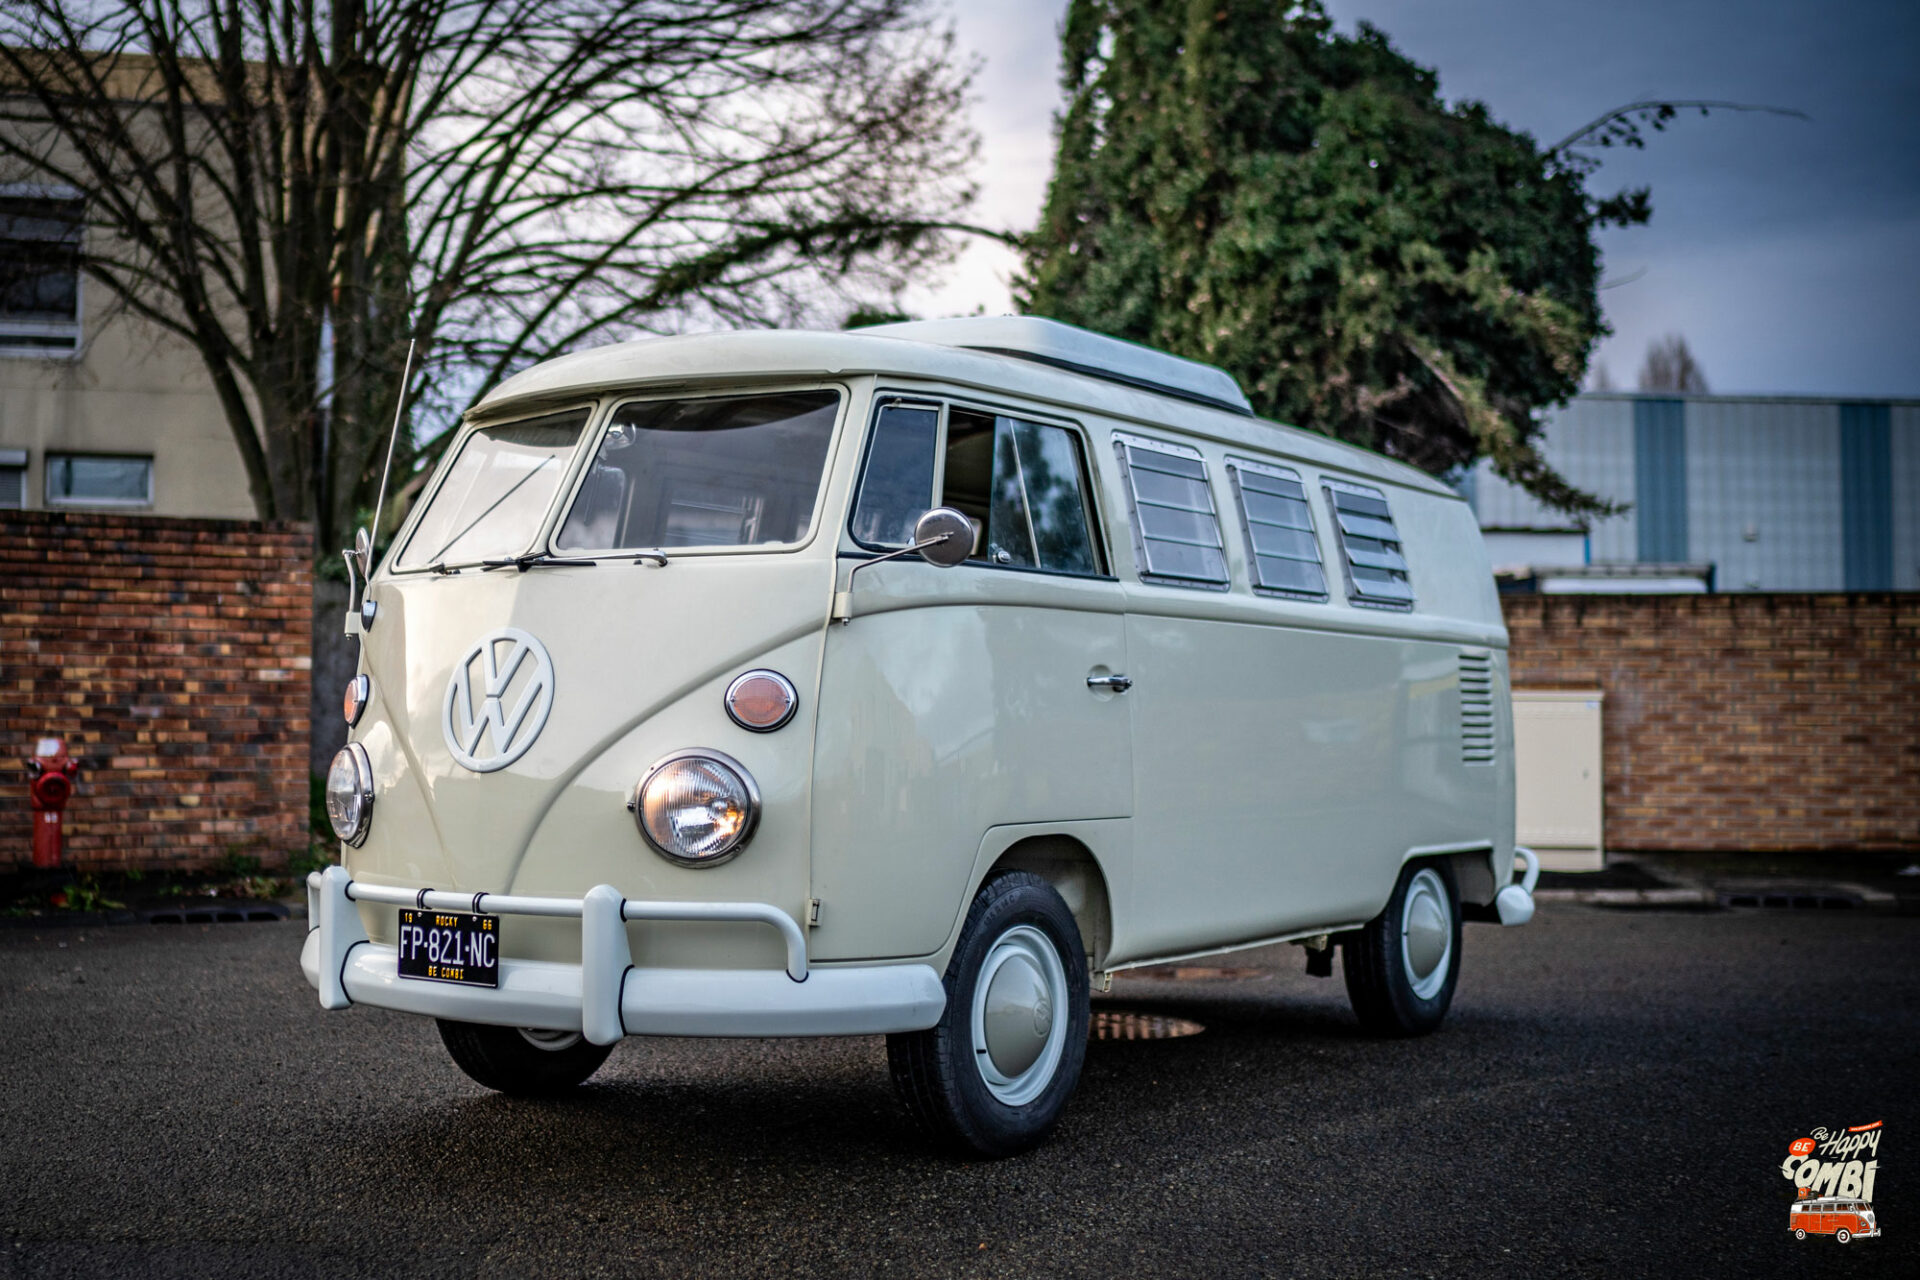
833;507;976;623
831;537;949;624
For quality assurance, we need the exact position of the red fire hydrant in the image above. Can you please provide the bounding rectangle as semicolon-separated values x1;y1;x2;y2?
26;736;81;869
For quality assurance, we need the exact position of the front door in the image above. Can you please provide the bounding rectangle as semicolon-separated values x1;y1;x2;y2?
808;398;1132;961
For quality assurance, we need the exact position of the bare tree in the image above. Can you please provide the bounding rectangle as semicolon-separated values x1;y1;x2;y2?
1588;361;1615;392
0;0;981;557
1638;334;1709;393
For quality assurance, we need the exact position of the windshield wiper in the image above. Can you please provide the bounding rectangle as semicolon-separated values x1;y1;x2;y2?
481;553;598;572
480;549;668;572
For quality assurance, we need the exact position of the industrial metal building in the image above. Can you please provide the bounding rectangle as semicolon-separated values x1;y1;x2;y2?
1466;393;1920;592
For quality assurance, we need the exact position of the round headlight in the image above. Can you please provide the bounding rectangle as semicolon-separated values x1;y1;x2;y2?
633;750;760;866
325;743;374;847
343;674;371;727
724;669;797;732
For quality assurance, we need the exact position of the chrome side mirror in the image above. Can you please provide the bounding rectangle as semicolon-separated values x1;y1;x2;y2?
832;507;979;621
353;526;373;578
912;507;974;568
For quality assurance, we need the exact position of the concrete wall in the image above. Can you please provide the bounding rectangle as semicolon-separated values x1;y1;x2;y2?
0;306;257;521
1;511;311;873
1505;593;1920;853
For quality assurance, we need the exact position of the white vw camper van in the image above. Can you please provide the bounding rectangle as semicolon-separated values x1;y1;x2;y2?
307;317;1537;1156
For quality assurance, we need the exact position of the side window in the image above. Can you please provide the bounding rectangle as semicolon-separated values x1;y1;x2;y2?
849;399;1103;575
1226;456;1328;600
1114;433;1227;587
941;408;1101;573
45;453;152;507
850;400;939;547
1324;478;1413;609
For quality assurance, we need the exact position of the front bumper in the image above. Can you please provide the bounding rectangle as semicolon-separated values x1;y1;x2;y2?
301;867;945;1045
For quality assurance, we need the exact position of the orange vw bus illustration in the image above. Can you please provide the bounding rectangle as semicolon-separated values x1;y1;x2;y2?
1791;1196;1879;1243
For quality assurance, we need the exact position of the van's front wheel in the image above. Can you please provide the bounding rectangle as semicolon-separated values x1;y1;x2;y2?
1342;860;1461;1036
436;1020;614;1096
887;871;1089;1157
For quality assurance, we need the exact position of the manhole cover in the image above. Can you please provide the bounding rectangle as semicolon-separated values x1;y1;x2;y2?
1090;1011;1205;1041
1127;965;1270;982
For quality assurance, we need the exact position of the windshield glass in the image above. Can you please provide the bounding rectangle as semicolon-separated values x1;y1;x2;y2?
395;410;588;570
555;390;839;552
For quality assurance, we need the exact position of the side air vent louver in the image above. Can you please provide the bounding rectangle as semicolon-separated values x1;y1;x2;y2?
1460;651;1496;765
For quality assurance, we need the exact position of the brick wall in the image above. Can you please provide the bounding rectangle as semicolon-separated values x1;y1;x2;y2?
1504;594;1920;852
2;511;312;873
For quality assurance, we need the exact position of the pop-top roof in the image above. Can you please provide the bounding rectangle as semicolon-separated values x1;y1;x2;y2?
857;316;1253;417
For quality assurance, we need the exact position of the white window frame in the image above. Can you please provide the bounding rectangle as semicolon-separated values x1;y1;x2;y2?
0;183;84;360
44;452;153;508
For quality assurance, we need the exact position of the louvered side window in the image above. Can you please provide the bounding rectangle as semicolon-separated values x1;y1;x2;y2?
1459;650;1496;765
1114;433;1228;588
1324;479;1413;609
1226;456;1327;601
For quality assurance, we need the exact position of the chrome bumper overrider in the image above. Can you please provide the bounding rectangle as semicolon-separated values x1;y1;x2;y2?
300;867;945;1044
1495;846;1540;926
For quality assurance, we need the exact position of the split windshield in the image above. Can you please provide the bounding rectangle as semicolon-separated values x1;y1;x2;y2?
554;390;838;553
394;410;587;571
393;390;840;570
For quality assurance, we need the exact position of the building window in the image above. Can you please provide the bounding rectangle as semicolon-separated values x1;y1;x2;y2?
0;193;84;354
1324;478;1414;609
1113;432;1228;588
0;448;25;508
1226;456;1328;600
46;453;151;506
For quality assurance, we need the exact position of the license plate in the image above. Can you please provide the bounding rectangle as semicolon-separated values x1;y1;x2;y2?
397;908;499;988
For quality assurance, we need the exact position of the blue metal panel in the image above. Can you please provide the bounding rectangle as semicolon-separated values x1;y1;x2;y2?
1634;399;1687;562
1841;403;1893;590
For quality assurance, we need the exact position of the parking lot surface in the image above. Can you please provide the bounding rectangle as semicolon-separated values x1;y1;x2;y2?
2;903;1915;1278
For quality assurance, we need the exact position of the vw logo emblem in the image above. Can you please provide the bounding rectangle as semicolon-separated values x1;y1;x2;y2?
442;627;555;773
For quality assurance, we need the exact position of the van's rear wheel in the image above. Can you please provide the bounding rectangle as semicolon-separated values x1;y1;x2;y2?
887;871;1089;1157
1795;1229;1807;1240
1342;860;1461;1036
436;1020;614;1096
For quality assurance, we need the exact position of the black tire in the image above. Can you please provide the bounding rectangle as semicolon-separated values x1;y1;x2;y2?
436;1020;614;1096
1836;1228;1850;1244
1795;1229;1806;1240
1342;859;1462;1037
887;871;1090;1158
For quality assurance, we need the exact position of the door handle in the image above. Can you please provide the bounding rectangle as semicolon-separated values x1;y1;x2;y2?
1086;673;1132;693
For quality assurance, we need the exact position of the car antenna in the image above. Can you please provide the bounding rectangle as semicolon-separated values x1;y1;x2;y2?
346;338;416;634
369;337;417;569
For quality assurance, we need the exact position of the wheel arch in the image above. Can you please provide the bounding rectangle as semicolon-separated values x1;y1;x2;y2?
985;834;1114;970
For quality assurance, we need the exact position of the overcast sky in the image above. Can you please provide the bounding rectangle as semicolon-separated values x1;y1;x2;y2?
908;0;1920;399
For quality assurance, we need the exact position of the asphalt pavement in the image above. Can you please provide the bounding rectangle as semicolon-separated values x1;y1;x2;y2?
2;902;1915;1279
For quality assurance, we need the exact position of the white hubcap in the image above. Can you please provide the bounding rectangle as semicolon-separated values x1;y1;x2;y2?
971;924;1069;1106
1400;868;1453;1001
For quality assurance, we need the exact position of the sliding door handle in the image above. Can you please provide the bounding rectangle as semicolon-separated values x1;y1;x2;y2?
1086;673;1132;693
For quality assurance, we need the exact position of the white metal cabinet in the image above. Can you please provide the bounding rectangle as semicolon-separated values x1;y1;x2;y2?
1512;689;1605;871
